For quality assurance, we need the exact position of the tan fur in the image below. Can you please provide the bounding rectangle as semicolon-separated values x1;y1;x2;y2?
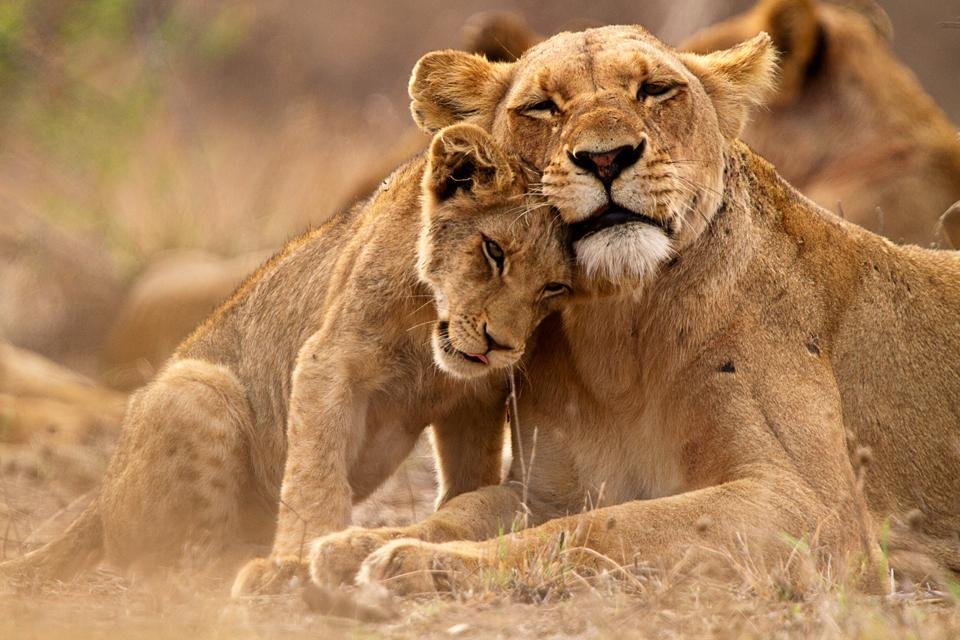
0;125;571;593
308;25;960;594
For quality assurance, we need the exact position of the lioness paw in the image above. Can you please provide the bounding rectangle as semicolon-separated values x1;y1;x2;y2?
230;556;308;598
308;526;404;587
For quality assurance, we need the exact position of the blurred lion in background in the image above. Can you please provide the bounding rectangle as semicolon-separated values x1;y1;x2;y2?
682;0;960;245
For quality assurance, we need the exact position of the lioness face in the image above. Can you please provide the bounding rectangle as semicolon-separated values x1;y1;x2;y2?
410;26;776;287
418;124;571;379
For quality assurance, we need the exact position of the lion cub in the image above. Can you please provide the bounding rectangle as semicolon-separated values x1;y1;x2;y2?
233;124;572;593
1;123;571;592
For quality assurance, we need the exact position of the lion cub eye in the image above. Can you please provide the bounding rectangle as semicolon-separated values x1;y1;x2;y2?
638;81;675;99
482;238;506;274
540;282;571;299
523;98;560;118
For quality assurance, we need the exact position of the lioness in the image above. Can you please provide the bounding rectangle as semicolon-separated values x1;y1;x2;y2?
460;1;960;246
0;124;572;586
305;26;960;594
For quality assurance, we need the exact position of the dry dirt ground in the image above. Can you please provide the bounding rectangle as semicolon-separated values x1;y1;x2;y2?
2;437;959;639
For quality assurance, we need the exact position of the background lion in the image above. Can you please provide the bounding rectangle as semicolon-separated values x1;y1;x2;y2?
683;0;960;246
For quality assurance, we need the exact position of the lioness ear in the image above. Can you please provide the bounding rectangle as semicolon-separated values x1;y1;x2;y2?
425;123;514;202
409;50;514;133
680;32;778;139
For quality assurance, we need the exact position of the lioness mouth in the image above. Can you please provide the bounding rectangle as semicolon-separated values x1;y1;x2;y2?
569;205;670;243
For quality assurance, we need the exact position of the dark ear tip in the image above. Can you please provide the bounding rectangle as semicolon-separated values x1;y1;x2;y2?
428;150;481;203
461;10;535;62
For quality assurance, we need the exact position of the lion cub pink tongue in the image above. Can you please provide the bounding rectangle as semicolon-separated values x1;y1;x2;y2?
464;352;489;364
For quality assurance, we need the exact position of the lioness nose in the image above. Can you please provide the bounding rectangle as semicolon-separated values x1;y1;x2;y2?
569;142;645;185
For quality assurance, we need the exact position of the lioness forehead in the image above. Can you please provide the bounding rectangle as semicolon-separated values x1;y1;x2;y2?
516;25;686;89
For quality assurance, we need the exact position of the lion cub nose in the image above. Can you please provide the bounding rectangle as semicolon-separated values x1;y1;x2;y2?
569;141;645;184
483;326;515;352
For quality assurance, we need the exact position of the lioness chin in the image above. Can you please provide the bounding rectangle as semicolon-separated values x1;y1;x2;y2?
0;124;572;592
307;25;960;595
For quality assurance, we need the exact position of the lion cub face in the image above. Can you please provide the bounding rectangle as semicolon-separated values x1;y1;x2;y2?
410;26;776;287
418;124;571;379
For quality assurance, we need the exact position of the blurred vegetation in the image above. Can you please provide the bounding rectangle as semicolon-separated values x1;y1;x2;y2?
0;2;255;265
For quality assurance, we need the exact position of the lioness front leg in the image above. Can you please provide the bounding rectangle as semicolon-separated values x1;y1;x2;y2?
233;340;373;596
359;474;860;595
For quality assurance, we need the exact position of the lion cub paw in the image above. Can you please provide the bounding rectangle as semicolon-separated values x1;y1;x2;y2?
308;526;406;587
231;555;309;598
356;539;478;596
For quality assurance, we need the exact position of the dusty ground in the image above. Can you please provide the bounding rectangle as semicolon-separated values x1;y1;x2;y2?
2;438;959;639
2;579;958;640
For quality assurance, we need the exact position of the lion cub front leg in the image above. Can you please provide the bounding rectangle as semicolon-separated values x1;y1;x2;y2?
232;336;373;597
308;391;511;587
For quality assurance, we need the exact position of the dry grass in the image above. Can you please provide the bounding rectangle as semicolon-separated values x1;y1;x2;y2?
1;542;957;639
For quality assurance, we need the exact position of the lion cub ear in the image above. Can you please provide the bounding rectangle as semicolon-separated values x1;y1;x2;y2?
679;32;778;139
425;123;514;204
409;51;515;133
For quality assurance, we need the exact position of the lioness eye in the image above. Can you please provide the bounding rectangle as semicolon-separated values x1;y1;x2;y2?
541;282;571;298
638;81;674;98
482;238;505;273
524;98;560;116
